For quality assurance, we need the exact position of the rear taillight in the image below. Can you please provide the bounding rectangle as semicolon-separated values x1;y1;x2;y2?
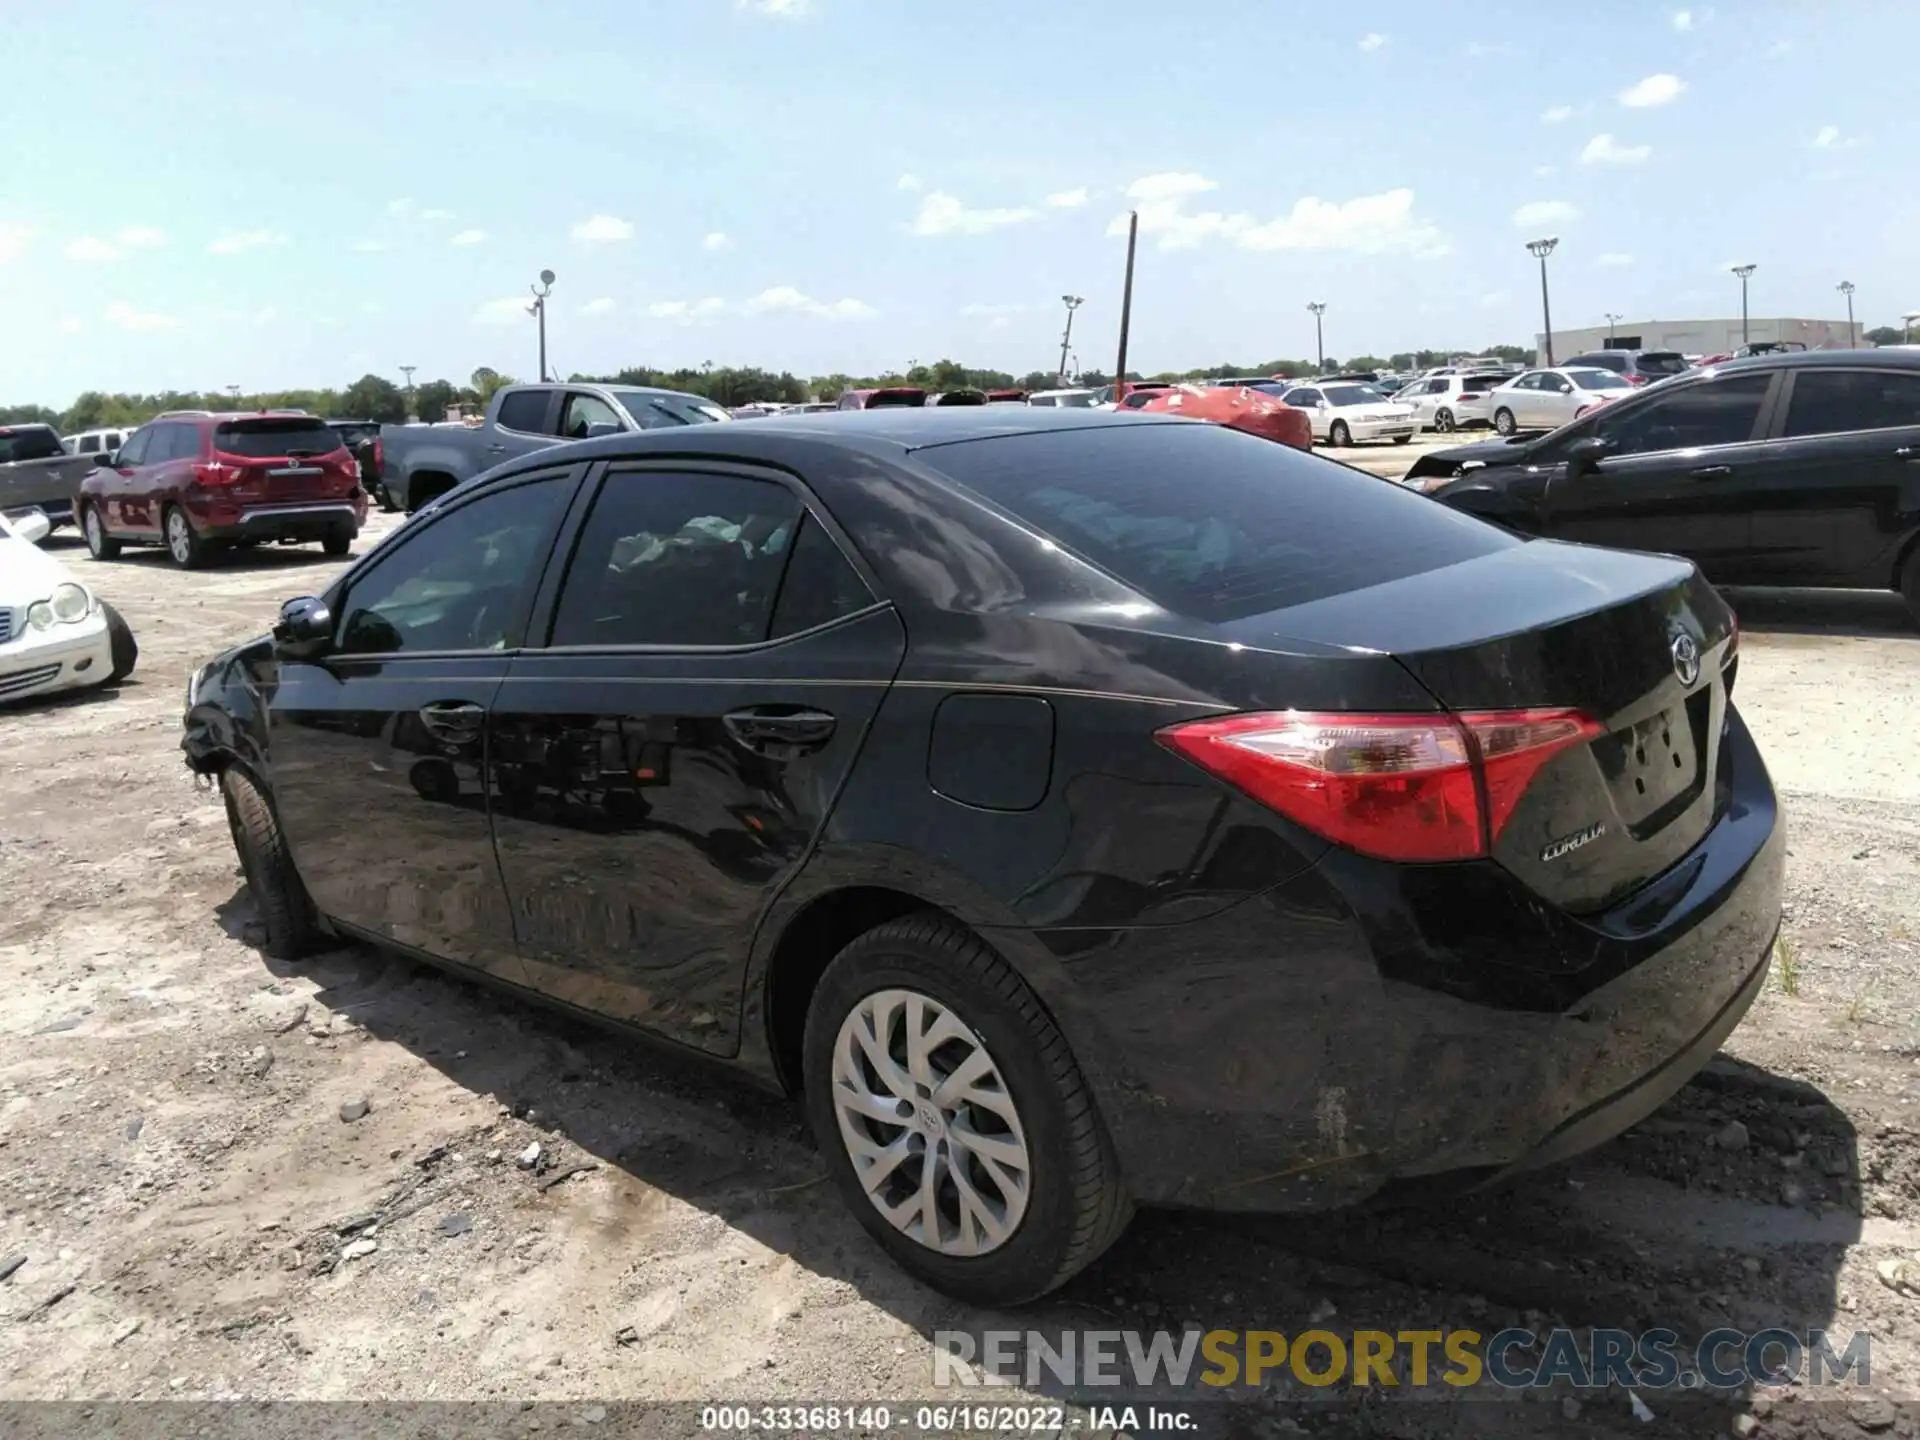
1626;374;1648;386
193;461;241;486
1156;708;1601;863
372;438;384;475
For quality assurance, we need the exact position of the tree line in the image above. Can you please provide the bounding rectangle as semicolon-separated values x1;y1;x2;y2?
15;331;1905;433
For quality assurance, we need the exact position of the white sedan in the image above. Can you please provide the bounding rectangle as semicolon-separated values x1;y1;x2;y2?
1280;382;1418;446
1487;367;1636;435
0;510;136;704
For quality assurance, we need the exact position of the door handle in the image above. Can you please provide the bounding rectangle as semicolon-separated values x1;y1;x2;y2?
1896;446;1919;462
1688;464;1733;481
485;443;509;453
723;706;836;759
418;700;486;740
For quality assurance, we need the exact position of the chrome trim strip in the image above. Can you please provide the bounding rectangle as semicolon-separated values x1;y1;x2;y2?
238;503;358;523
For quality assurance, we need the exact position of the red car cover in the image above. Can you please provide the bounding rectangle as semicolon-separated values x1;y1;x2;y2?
1135;384;1313;450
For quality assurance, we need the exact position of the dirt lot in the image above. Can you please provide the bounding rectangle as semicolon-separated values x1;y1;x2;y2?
4;466;1920;1438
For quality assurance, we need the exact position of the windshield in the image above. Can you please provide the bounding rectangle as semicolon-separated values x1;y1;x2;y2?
1568;370;1633;391
1322;384;1387;407
611;390;730;428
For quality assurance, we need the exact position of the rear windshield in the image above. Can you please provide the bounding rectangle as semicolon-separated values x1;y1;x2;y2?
1459;375;1506;392
0;426;65;463
1638;352;1689;376
215;419;345;458
865;390;926;409
924;423;1516;623
1574;353;1627;372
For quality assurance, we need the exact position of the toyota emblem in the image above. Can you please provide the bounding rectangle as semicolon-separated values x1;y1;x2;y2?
1670;632;1701;687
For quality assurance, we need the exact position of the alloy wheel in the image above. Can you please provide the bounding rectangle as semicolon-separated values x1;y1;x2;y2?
829;987;1032;1257
84;509;104;553
167;511;192;563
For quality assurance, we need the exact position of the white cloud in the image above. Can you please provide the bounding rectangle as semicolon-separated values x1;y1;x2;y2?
1619;73;1686;108
702;231;735;251
1111;174;1442;255
208;229;287;255
743;285;876;319
1512;200;1577;229
1581;133;1652;165
989;317;1010;331
1540;105;1574;123
1045;187;1089;209
1357;32;1387;51
571;214;634;243
56;316;81;334
1534;164;1559;178
1671;9;1696;30
253;306;278;325
118;227;165;250
1598;252;1636;267
739;0;808;14
582;297;618;315
896;173;923;192
1812;125;1862;150
473;297;534;325
1766;40;1792;57
65;236;121;262
420;208;455;222
386;197;415;216
908;191;1037;236
0;224;30;265
647;297;730;324
352;239;388;253
104;301;182;332
450;228;488;245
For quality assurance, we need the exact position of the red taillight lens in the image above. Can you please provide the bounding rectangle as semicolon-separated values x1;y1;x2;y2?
193;461;241;486
1156;708;1600;863
372;438;384;474
1626;374;1648;386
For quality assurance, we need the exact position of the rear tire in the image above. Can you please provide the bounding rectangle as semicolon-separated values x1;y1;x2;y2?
1329;420;1352;448
1494;407;1517;436
376;484;400;513
164;505;217;570
82;505;121;561
802;915;1131;1306
101;601;137;683
323;530;352;558
1900;546;1920;631
221;767;322;960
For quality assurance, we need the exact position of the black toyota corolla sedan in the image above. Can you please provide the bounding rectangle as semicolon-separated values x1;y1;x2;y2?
181;408;1781;1304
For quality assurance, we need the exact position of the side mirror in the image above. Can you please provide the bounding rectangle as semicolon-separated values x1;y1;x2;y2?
9;510;52;545
272;595;334;660
1563;436;1614;475
584;421;620;439
92;452;116;469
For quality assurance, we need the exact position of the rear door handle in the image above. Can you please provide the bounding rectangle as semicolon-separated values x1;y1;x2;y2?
723;706;836;759
485;443;510;454
1689;464;1734;481
419;700;486;740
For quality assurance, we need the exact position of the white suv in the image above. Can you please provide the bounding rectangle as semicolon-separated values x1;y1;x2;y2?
1396;373;1511;433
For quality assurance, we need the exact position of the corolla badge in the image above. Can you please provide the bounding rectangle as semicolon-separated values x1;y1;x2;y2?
1542;822;1607;863
1670;632;1701;687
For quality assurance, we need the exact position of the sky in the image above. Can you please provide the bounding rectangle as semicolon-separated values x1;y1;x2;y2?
3;0;1914;406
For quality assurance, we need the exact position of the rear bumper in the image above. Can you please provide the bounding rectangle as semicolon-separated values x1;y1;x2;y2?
194;500;364;542
1002;704;1784;1211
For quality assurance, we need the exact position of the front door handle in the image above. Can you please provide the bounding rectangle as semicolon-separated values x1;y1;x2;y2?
419;700;486;741
1689;464;1734;481
723;706;836;759
1896;446;1919;462
485;443;510;454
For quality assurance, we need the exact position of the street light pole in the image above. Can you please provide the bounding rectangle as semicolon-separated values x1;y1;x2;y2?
1604;312;1623;344
1905;312;1920;344
1837;282;1856;347
1731;264;1756;348
1306;302;1327;373
1057;295;1084;384
1114;211;1139;400
1526;237;1559;365
528;269;555;382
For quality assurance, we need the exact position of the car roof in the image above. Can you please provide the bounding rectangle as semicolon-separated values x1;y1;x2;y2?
1707;347;1920;373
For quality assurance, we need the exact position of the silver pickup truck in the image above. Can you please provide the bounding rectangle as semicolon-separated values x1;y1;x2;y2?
379;382;730;513
0;424;95;530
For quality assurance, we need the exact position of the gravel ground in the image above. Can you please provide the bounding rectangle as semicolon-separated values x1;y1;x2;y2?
3;468;1919;1439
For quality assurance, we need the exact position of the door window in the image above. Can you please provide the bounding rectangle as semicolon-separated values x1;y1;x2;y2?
335;476;570;655
1589;374;1773;456
770;515;875;638
548;471;805;648
76;435;101;454
560;392;623;439
115;428;153;466
1287;389;1324;407
495;390;554;435
155;423;200;462
1783;370;1920;437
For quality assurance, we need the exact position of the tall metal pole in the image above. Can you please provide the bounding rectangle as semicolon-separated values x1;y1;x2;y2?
1527;237;1558;365
1057;295;1083;384
1605;313;1622;344
1732;264;1755;348
1837;281;1856;347
530;270;555;383
1114;212;1138;399
1306;302;1326;373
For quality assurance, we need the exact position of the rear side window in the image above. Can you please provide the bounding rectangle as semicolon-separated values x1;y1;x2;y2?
1784;370;1920;437
549;471;803;648
1637;352;1689;377
770;515;874;638
495;390;552;434
924;424;1517;623
214;419;340;458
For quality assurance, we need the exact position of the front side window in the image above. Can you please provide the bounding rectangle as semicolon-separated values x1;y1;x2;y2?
335;477;569;655
116;428;153;467
548;471;804;648
561;392;623;439
1783;370;1920;438
1286;389;1323;408
1589;373;1773;457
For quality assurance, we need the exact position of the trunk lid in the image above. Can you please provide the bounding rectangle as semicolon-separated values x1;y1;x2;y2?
1219;540;1736;914
212;417;357;504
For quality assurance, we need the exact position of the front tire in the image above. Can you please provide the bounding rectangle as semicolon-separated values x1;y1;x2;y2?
101;601;137;683
82;505;121;561
164;505;218;570
221;767;322;960
802;915;1131;1305
1329;420;1352;448
1494;407;1517;436
1435;409;1456;434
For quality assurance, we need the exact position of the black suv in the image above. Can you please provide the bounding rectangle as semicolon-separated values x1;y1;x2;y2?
1407;349;1920;624
1561;349;1691;386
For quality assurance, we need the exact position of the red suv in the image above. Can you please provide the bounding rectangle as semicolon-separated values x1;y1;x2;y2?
78;411;367;569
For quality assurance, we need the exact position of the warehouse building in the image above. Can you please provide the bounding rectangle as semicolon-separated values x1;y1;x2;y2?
1536;316;1857;363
